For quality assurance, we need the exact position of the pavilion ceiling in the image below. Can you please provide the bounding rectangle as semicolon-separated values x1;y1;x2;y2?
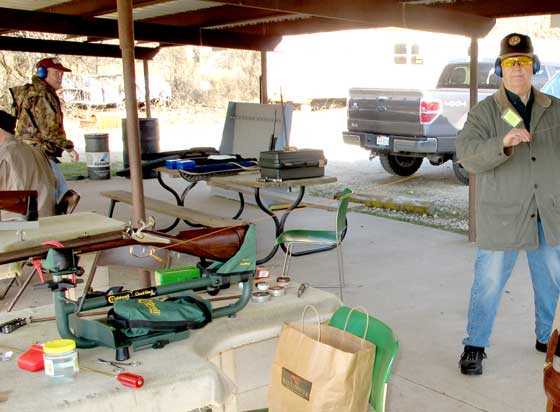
0;0;556;56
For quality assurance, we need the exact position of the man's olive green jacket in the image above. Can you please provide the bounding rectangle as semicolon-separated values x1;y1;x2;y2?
457;85;560;250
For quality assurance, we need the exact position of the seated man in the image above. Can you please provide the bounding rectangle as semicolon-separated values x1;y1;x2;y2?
0;110;57;217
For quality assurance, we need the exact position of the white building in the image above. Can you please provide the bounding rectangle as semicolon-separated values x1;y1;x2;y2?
267;16;560;103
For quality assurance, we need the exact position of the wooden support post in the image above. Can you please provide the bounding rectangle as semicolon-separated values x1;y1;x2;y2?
468;36;478;243
260;50;268;104
117;0;149;287
143;59;151;118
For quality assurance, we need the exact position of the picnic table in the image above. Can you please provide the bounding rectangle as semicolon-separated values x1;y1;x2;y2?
156;168;341;264
208;173;345;264
155;167;249;232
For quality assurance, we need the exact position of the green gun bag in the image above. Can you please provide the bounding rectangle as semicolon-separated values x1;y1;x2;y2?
108;295;212;337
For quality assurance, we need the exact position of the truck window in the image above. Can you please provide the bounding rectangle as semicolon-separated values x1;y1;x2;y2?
437;63;498;89
449;67;467;85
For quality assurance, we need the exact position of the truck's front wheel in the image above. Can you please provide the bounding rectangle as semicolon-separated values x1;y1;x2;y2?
379;154;423;177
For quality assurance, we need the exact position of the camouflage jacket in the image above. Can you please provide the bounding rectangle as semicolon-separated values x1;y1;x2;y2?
10;76;73;158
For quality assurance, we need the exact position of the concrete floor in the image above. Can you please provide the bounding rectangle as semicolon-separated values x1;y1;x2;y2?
2;175;548;411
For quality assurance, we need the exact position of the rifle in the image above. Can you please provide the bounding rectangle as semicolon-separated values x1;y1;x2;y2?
0;224;249;266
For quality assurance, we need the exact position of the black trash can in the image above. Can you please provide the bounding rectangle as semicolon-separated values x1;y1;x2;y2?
122;118;160;179
85;133;110;180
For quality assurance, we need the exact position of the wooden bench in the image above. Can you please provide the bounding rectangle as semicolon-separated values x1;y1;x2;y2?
101;190;245;229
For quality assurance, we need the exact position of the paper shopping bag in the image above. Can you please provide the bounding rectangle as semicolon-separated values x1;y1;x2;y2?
268;307;375;412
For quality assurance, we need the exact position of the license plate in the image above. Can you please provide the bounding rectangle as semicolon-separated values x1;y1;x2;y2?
376;135;390;146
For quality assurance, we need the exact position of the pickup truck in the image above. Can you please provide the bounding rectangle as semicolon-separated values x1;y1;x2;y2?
342;60;560;184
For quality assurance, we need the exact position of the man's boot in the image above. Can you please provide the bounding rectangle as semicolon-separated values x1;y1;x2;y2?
459;345;486;375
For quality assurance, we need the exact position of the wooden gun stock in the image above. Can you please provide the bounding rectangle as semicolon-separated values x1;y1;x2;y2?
0;190;38;220
77;226;248;262
0;225;248;265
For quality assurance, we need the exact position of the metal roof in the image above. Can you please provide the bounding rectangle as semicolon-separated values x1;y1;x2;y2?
100;0;222;20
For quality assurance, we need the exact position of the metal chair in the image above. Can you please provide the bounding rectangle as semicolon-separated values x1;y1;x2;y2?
275;188;351;300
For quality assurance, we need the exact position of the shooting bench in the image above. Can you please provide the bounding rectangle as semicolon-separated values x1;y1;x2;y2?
101;190;245;229
0;285;340;412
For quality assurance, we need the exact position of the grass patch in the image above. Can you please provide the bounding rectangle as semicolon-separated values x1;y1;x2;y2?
59;161;124;180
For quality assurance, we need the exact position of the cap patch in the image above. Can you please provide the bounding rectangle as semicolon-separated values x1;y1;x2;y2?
508;35;521;46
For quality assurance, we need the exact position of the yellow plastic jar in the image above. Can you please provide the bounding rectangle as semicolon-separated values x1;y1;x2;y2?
43;339;79;380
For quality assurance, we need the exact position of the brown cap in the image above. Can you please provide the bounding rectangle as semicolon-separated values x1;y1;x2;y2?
35;57;71;72
499;33;534;58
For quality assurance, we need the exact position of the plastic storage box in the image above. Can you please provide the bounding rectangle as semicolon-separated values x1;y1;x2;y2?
155;265;201;286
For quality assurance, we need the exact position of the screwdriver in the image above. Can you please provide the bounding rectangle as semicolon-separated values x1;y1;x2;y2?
82;365;144;388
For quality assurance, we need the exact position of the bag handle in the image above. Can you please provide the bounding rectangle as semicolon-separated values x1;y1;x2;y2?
343;306;370;344
301;304;321;342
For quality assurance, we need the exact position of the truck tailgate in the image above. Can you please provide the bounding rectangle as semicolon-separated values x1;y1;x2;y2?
348;88;423;136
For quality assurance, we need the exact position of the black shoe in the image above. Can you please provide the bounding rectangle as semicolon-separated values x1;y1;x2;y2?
536;340;548;353
459;345;486;375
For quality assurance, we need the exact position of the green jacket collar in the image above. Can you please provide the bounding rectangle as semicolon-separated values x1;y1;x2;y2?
494;84;551;112
494;84;551;132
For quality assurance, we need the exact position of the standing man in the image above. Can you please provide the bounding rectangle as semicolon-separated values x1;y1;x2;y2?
10;57;79;203
0;110;57;217
456;33;560;375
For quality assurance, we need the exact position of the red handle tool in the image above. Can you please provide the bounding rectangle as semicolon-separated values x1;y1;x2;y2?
83;366;144;388
116;372;144;388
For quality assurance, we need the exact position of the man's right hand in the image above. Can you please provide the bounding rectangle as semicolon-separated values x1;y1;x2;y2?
503;128;532;148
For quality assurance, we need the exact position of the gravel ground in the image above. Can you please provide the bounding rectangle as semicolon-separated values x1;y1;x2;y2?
309;159;469;234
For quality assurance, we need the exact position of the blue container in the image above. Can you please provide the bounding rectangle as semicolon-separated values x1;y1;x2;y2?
165;159;179;169
177;160;196;171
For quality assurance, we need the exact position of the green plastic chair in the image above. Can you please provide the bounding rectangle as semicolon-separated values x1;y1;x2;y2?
275;188;352;299
329;306;399;412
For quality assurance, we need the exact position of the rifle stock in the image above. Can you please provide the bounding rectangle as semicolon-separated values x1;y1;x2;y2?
0;225;248;265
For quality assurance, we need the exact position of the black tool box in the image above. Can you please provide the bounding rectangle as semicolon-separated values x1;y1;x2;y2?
259;149;326;180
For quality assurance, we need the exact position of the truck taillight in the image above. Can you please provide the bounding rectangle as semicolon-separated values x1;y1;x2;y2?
419;99;441;124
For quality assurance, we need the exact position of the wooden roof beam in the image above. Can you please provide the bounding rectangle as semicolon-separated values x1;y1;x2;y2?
199;0;495;37
141;5;287;28
0;7;280;51
0;36;159;59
